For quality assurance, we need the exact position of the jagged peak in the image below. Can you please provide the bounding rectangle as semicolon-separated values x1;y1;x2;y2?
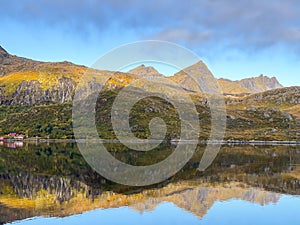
0;45;9;57
222;74;282;86
128;64;163;77
183;60;207;70
173;60;208;76
130;64;157;71
193;60;205;66
258;74;276;79
241;74;279;81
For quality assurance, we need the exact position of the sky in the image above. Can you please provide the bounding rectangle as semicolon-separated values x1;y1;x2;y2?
0;0;299;86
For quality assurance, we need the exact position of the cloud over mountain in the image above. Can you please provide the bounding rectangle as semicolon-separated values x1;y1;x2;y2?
1;0;300;52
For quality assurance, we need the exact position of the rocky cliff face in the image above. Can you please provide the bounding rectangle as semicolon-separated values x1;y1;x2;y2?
1;77;76;105
0;47;107;106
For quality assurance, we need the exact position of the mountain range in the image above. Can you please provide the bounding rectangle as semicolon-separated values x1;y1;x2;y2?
0;46;299;141
126;62;283;94
0;46;283;101
218;75;283;94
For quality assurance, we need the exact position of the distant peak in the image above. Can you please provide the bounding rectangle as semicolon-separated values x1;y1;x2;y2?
187;60;205;67
236;74;283;93
181;60;208;71
134;64;154;70
0;46;9;57
258;74;273;79
195;60;205;65
128;64;163;78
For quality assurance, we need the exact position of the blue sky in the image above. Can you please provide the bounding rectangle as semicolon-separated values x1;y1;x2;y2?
1;0;299;86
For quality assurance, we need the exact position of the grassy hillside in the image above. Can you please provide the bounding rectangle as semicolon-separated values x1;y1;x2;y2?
0;87;299;141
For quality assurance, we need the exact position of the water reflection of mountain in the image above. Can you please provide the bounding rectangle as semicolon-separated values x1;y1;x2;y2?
130;184;281;219
0;143;299;224
0;173;283;224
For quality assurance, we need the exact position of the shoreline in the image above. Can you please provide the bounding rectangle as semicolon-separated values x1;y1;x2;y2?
1;138;299;145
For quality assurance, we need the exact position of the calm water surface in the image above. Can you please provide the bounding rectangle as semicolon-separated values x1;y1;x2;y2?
0;142;299;224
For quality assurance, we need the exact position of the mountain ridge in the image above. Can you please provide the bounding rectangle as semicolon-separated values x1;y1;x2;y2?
0;45;285;96
218;75;283;95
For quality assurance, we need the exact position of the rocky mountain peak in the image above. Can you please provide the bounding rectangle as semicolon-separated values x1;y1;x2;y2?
190;60;205;67
0;46;9;58
179;60;207;72
128;64;163;79
169;60;218;93
238;74;283;92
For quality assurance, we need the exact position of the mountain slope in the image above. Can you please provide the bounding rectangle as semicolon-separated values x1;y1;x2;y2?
169;60;218;93
0;46;41;76
218;78;250;94
0;62;103;105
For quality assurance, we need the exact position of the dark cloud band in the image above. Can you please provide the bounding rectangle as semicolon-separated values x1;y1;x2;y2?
1;0;300;52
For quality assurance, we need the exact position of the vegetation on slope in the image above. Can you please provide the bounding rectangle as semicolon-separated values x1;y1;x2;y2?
0;87;298;141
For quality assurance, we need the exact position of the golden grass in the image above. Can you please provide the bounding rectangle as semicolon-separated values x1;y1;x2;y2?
284;105;300;118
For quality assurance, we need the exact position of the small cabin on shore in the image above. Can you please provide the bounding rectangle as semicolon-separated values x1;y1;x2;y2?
0;133;26;141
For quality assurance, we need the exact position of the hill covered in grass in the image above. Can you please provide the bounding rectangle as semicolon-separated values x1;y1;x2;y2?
0;46;298;141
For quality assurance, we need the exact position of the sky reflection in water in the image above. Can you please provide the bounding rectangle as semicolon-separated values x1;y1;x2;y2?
8;195;300;225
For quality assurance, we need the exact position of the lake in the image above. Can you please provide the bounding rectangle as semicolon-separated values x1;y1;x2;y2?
0;142;299;224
